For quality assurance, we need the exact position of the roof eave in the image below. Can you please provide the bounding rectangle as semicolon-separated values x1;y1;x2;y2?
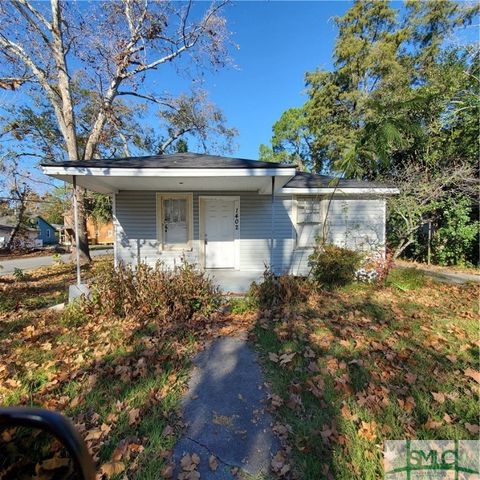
41;165;297;178
281;187;400;195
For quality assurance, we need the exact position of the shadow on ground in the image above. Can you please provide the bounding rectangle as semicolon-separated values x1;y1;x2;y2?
173;335;279;479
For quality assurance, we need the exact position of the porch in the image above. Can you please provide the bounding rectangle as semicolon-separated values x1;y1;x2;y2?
205;269;264;295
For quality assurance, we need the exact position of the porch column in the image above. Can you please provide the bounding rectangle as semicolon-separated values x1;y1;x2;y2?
72;175;81;286
112;192;118;269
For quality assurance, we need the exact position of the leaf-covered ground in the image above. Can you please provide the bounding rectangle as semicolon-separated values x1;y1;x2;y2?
252;268;479;479
0;258;253;479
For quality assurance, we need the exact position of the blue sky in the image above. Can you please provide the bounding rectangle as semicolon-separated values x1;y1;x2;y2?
146;1;350;159
202;1;346;159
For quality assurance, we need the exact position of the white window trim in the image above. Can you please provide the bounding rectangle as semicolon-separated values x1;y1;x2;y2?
199;196;240;270
156;192;193;251
293;195;326;249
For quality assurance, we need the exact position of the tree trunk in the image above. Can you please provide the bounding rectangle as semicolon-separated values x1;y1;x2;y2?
51;0;92;264
6;200;27;251
71;186;91;264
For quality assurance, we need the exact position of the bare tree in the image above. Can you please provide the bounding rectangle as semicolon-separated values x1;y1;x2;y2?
0;0;231;262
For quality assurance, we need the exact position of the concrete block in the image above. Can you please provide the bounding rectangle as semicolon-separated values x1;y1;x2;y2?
68;284;91;303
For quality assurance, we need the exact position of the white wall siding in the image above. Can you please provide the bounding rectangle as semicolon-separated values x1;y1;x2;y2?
115;191;386;276
325;197;385;251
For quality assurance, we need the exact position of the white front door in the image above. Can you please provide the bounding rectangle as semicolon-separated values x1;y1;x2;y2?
204;198;235;268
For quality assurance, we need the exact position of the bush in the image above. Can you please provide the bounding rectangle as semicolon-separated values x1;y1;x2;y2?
229;296;257;314
356;249;395;284
308;244;363;288
13;268;28;282
249;266;309;310
86;259;221;325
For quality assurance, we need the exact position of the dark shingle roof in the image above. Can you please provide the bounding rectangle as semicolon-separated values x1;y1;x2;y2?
284;172;394;189
41;153;293;169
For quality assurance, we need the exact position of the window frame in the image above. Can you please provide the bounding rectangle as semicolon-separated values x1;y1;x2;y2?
293;195;325;249
156;193;193;251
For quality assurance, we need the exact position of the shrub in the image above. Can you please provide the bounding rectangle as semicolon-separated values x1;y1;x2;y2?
308;244;363;288
357;248;395;284
13;268;27;282
249;266;309;310
86;259;221;325
229;296;257;314
60;302;87;327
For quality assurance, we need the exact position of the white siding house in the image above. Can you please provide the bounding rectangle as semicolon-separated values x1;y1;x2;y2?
42;153;398;278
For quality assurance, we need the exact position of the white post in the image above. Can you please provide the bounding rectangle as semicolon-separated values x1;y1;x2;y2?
112;192;118;269
72;175;81;286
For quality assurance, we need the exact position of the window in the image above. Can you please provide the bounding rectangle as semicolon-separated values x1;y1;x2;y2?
295;196;323;248
46;229;51;238
157;194;193;250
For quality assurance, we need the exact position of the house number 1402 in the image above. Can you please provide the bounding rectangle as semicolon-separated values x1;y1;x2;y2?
234;208;239;230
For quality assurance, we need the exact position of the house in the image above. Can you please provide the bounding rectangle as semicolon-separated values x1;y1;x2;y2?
0;223;13;249
33;216;58;245
63;213;114;245
41;153;398;280
86;218;113;245
0;216;40;249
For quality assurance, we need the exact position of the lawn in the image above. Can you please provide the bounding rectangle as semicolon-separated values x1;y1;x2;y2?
0;258;250;479
1;262;478;479
252;268;479;479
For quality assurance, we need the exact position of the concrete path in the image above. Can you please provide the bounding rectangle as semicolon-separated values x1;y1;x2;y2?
173;335;279;479
0;248;112;276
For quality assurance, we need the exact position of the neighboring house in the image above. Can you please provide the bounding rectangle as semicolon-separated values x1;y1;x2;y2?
33;216;58;245
0;223;13;249
86;218;114;245
0;216;39;249
63;213;113;245
41;153;399;275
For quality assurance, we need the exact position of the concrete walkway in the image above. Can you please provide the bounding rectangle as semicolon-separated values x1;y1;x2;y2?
0;248;112;276
173;335;279;479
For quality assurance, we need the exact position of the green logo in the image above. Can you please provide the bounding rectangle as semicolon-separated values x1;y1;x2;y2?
384;440;479;479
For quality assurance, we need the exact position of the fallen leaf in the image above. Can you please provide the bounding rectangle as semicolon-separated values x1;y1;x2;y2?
41;457;70;470
465;423;480;435
160;463;173;478
208;455;218;471
128;408;140;426
268;352;279;363
405;372;417;384
340;404;359;422
279;351;296;366
100;461;125;477
464;368;480;384
431;392;445;404
358;421;378;441
180;453;200;472
84;428;103;441
424;418;443;430
398;396;416;413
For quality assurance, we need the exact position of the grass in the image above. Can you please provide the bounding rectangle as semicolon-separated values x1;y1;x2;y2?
0;257;232;478
253;268;479;479
1;262;478;479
